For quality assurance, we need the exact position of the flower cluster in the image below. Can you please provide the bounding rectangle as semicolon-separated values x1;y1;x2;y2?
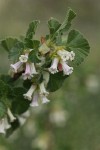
49;49;75;75
10;41;75;108
11;51;38;80
0;8;90;136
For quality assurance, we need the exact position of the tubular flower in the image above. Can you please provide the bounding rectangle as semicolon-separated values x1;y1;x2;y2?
30;63;38;75
57;49;71;62
10;61;23;73
49;57;59;74
60;61;73;75
57;49;75;62
22;63;33;80
30;91;39;107
39;82;50;104
22;63;38;80
0;118;11;134
7;108;16;122
23;85;37;101
40;95;50;104
39;82;49;96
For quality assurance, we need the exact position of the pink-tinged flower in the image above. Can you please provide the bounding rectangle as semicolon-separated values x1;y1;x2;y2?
39;82;49;96
23;85;36;101
40;95;50;104
49;57;59;74
61;61;73;75
22;63;33;80
30;63;38;75
7;108;16;122
10;61;23;73
30;91;39;107
19;54;28;63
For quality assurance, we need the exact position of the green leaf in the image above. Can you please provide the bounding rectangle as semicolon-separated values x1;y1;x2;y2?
23;80;32;89
47;72;68;92
0;75;12;85
67;30;90;65
49;8;76;42
0;79;14;98
0;38;19;52
28;49;41;63
26;20;40;40
48;17;61;35
8;41;24;61
0;101;7;119
12;87;30;115
57;8;76;33
24;39;40;49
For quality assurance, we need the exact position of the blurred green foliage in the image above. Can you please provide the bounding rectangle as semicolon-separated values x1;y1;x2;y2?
0;0;100;150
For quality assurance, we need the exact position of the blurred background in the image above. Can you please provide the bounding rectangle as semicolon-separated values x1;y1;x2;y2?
0;0;100;150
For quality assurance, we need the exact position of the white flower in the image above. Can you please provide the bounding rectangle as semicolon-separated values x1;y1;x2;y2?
61;61;73;75
49;57;59;74
0;118;11;134
69;51;75;61
43;71;50;85
23;85;36;101
30;63;38;75
57;49;70;61
39;43;50;55
7;108;16;122
39;82;49;96
10;61;23;73
40;95;50;104
22;63;38;80
30;91;39;107
0;119;6;134
22;63;33;80
19;54;28;63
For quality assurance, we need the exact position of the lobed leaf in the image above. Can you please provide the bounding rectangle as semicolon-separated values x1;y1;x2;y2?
26;20;40;40
0;38;19;52
66;30;90;65
8;41;24;61
28;49;41;63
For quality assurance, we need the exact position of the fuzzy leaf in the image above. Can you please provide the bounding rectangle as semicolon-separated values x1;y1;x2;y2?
48;17;61;35
28;49;41;63
58;8;76;33
25;39;40;49
26;20;40;40
47;72;68;92
0;80;13;98
8;41;24;61
66;30;90;65
12;87;30;115
0;38;18;52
